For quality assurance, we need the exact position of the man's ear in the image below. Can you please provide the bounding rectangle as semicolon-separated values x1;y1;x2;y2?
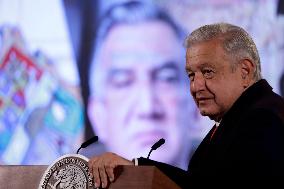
87;97;108;142
240;59;255;88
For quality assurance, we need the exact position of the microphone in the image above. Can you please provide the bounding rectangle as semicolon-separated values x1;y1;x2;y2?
147;138;165;159
76;136;99;154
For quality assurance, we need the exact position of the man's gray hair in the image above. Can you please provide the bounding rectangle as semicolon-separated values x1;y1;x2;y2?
184;23;262;81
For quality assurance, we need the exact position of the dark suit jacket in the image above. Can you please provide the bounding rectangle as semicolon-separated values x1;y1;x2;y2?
138;79;284;187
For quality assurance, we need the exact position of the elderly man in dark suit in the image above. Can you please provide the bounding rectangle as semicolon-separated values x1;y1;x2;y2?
88;23;284;188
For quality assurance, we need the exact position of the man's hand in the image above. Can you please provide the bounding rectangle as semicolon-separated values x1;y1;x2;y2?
88;152;134;188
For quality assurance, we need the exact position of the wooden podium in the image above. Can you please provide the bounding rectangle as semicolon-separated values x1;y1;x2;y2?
0;165;181;189
0;165;48;189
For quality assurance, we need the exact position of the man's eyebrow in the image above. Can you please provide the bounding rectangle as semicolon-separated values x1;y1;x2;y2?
106;68;132;79
155;61;179;70
185;62;213;71
108;66;132;72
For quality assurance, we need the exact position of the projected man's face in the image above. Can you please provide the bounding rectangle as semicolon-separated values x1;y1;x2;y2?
88;21;191;166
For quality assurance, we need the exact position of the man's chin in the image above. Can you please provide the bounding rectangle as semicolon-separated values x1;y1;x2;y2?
199;109;210;116
132;131;166;147
199;110;217;119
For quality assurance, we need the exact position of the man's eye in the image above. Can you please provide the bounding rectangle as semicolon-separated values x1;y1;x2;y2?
107;70;133;88
187;72;194;81
203;69;214;78
155;68;179;83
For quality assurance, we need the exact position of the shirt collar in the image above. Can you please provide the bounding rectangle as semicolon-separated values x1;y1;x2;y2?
215;120;221;127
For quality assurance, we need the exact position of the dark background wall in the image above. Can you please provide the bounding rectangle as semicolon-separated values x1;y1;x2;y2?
63;0;99;139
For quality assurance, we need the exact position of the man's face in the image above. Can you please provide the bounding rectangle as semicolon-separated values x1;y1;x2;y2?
186;40;245;121
89;21;191;165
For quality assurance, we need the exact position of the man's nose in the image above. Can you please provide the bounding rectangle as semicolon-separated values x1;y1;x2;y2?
137;82;163;119
191;73;206;92
139;83;156;111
